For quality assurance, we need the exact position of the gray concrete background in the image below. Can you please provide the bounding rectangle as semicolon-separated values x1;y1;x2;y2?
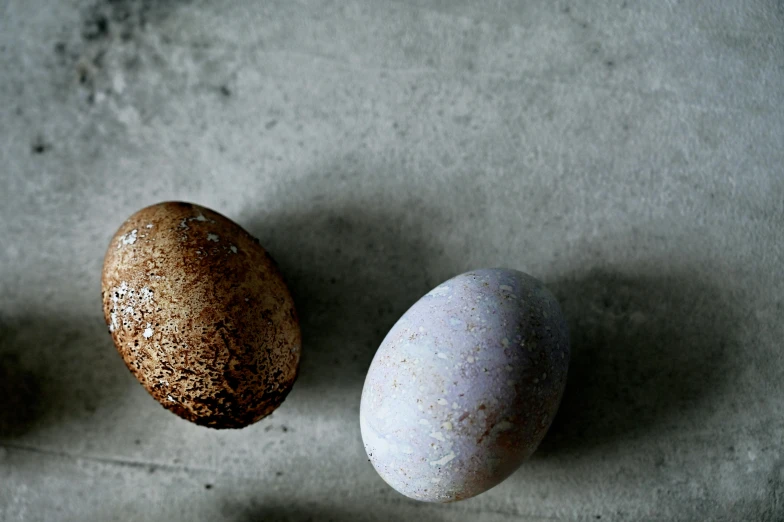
1;0;783;520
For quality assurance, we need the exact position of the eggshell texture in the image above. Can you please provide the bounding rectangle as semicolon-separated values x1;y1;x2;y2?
360;268;569;502
102;202;301;429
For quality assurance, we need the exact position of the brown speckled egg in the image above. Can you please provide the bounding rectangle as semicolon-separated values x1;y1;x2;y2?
101;201;301;429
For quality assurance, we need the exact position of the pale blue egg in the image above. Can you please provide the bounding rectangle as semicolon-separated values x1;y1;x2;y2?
360;268;569;502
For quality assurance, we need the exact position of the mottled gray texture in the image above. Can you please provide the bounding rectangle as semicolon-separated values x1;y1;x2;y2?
361;269;569;502
1;0;783;521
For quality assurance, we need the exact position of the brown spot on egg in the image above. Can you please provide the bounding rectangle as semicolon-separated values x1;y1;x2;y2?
102;202;301;429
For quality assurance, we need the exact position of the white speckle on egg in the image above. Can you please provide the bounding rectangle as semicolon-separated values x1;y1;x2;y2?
430;452;456;466
118;229;138;248
427;286;451;297
429;431;446;442
230;245;238;253
419;419;431;426
494;421;513;432
146;223;154;229
437;398;448;406
167;395;176;402
143;324;153;339
140;287;154;302
437;352;448;359
442;422;453;431
207;233;219;242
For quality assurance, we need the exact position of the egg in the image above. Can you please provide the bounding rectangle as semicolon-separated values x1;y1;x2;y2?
101;202;301;429
360;268;569;502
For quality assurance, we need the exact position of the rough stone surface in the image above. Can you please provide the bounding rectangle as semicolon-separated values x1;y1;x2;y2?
1;0;783;520
102;202;301;428
361;269;569;502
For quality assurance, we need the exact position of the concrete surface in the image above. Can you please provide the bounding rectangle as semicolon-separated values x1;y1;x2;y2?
1;0;783;520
